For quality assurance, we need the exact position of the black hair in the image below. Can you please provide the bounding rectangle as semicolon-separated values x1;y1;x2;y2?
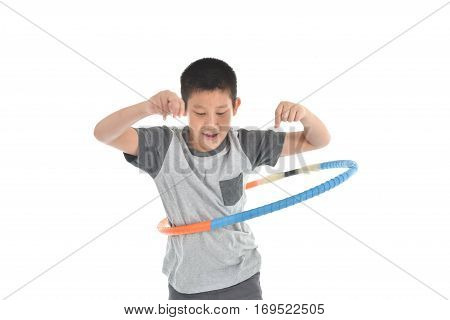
180;57;237;109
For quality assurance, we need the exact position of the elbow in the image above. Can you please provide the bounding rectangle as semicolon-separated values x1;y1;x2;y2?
93;123;106;142
318;133;331;148
324;133;331;146
323;129;331;145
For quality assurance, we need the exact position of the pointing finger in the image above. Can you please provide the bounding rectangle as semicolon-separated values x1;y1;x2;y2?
275;103;284;128
179;98;185;117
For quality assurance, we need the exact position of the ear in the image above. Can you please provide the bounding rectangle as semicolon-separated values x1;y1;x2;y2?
232;97;241;116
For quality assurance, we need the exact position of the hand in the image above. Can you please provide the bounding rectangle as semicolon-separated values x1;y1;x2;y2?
147;90;186;120
274;101;307;128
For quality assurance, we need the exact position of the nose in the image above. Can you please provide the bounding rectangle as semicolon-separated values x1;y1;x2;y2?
204;113;218;127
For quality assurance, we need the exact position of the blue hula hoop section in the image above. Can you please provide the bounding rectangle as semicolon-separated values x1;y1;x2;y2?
210;160;358;230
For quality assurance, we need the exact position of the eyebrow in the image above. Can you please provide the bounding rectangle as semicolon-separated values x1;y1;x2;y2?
193;104;228;109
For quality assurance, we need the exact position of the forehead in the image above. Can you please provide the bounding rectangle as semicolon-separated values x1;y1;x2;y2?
189;90;231;109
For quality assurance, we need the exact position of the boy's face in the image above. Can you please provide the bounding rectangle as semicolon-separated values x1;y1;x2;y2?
186;89;241;152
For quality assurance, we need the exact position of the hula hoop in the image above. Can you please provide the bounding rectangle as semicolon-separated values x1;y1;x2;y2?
157;160;358;236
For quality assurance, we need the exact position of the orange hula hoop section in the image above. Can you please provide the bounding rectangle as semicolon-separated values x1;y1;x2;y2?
157;218;211;236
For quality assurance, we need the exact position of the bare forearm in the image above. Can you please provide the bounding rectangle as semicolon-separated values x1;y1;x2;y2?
93;100;154;143
300;107;331;146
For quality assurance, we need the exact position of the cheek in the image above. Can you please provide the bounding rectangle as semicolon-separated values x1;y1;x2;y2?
220;113;231;123
218;114;231;131
188;113;201;125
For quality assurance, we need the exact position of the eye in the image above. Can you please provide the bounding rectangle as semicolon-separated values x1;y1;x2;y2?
216;112;226;115
195;112;206;116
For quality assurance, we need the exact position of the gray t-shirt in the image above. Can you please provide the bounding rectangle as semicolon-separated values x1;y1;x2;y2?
123;125;286;294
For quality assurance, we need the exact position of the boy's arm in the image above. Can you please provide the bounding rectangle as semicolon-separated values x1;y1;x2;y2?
94;90;184;178
94;90;185;155
276;103;331;157
93;100;153;155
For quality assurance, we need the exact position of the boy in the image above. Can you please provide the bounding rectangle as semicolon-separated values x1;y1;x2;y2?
94;57;331;299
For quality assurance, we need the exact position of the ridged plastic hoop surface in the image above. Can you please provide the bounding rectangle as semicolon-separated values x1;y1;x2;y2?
158;160;358;236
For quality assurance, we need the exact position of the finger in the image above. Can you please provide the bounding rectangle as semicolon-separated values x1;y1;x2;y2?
174;99;181;118
181;99;187;116
151;95;163;114
168;99;175;118
164;97;172;119
294;110;302;121
162;92;171;115
274;103;284;128
288;107;297;122
179;98;185;117
166;100;171;118
168;98;178;118
171;96;181;118
174;97;181;117
281;106;289;121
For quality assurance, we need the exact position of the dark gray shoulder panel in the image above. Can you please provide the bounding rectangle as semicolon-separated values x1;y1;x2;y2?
123;125;173;178
237;128;286;170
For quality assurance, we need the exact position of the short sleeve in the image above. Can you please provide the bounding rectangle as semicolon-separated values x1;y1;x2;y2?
123;125;173;178
237;128;287;169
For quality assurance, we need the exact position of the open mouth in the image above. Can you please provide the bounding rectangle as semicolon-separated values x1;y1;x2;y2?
202;132;219;139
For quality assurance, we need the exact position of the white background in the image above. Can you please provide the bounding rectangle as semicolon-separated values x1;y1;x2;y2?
1;0;449;318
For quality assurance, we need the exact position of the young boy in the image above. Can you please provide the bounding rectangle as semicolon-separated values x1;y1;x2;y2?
94;57;331;299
